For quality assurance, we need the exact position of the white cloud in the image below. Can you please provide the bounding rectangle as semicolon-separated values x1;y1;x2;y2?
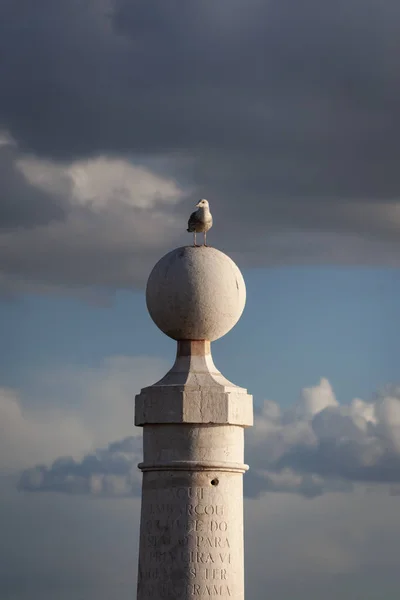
375;394;400;453
0;144;190;297
16;375;400;498
0;387;90;470
16;155;184;210
283;377;339;423
245;378;400;495
8;370;400;597
3;131;400;300
34;355;168;448
0;355;168;472
0;130;15;147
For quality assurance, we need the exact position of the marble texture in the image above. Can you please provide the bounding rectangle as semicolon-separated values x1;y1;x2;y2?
135;246;252;600
146;246;246;341
135;341;253;427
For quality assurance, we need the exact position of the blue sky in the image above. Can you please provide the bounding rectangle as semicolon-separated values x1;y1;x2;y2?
3;266;400;411
3;263;400;600
3;1;400;598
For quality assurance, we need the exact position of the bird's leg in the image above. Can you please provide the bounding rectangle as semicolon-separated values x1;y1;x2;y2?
193;231;197;246
203;230;207;246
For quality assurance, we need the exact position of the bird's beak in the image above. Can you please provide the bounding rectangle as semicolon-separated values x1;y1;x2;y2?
195;202;201;208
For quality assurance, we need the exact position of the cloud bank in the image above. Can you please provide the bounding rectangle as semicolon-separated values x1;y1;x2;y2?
0;137;188;296
18;378;400;498
245;378;399;497
2;1;400;296
18;436;142;497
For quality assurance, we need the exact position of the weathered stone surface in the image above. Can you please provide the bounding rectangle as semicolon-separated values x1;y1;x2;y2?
146;246;246;341
141;425;245;467
135;387;253;427
137;425;246;600
135;248;252;600
137;469;244;600
135;341;253;427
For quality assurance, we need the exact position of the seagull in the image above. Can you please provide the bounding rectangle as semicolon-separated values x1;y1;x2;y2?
187;199;213;246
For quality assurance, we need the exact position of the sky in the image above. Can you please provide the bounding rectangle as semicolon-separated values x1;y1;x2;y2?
2;1;400;598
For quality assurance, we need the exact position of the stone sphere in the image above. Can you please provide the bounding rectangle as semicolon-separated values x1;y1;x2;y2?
146;246;246;341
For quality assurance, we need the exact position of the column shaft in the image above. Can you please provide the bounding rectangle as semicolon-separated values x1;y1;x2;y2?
137;425;246;600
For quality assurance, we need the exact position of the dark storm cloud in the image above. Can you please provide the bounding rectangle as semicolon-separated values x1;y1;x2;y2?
0;144;66;229
2;0;400;293
1;0;400;197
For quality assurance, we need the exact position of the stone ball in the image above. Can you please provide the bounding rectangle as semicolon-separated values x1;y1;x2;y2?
146;246;246;341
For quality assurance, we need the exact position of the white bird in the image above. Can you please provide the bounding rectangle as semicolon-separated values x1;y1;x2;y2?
187;199;213;246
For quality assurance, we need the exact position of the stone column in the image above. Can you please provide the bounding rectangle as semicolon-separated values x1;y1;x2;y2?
135;246;253;600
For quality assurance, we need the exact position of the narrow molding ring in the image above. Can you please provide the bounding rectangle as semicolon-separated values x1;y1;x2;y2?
138;460;249;473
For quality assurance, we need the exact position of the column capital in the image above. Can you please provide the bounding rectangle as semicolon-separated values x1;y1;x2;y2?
135;340;253;426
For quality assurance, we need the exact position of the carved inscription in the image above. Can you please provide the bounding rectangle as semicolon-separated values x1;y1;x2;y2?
148;503;224;517
138;485;239;598
189;584;232;596
143;583;233;597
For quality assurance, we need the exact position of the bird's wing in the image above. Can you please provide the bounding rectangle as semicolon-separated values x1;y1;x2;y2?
187;210;199;231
